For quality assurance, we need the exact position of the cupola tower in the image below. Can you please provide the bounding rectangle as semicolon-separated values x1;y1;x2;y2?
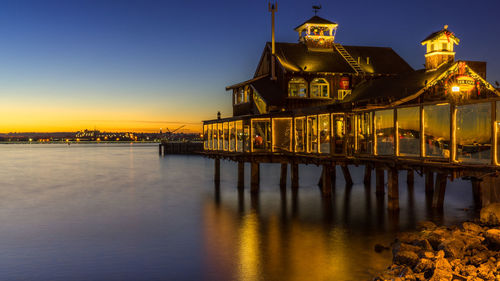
294;15;338;52
421;25;459;71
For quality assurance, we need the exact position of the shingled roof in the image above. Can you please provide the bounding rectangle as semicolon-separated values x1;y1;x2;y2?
271;42;414;75
342;62;452;104
294;16;337;31
421;28;460;44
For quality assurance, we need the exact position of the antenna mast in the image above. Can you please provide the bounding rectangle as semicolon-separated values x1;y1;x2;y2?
269;1;277;80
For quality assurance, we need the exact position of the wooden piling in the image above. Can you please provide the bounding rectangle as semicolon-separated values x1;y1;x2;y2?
214;158;220;184
341;164;353;186
331;164;337;189
407;170;414;186
159;144;162;155
280;163;287;189
432;173;447;209
425;171;434;195
363;165;372;186
321;164;332;197
237;161;245;189
376;168;385;195
291;163;299;189
387;168;399;211
251;162;260;193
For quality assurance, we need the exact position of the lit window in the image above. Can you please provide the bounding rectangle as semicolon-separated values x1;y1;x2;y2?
310;78;329;98
288;77;307;97
442;43;447;50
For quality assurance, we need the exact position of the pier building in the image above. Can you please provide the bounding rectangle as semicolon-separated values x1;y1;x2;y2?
201;7;500;211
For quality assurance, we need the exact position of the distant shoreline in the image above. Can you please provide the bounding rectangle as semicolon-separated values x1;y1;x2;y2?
0;141;159;145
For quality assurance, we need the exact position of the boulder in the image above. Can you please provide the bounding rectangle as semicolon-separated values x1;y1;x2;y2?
394;250;419;268
438;239;466;259
461;222;483;235
485;229;500;249
480;203;500;226
414;258;434;273
417;221;437;231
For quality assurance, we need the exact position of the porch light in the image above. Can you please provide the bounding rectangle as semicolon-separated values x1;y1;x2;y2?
451;85;460;93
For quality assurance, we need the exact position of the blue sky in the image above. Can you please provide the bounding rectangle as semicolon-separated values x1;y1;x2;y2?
0;0;499;132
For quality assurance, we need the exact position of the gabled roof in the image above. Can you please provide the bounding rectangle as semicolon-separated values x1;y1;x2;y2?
421;27;460;45
294;16;337;31
344;63;451;104
270;42;414;75
344;61;500;106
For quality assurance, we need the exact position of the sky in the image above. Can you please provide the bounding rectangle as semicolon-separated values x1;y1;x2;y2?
0;0;499;133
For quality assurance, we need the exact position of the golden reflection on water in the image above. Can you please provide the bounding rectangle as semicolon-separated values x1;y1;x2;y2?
239;210;261;281
203;173;475;281
203;191;394;281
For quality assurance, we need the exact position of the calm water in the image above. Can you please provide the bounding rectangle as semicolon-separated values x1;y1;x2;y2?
0;144;477;281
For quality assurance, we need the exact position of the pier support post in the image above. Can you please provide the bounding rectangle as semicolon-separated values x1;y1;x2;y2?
280;163;287;189
387;168;399;211
237;161;245;190
432;173;447;209
291;163;299;190
159;144;162;156
376;168;385;195
251;162;260;193
425;171;434;196
471;179;482;208
341;164;353;186
331;164;337;190
214;158;220;184
321;164;332;197
363;165;372;186
407;170;414;187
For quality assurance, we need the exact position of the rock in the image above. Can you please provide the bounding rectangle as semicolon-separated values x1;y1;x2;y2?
394;250;419;268
452;273;467;281
485;229;500;249
430;268;453;281
414;239;433;251
480;203;500;226
414;258;434;273
428;229;452;250
398;232;422;244
438;239;466;259
462;222;483;235
469;251;490;266
374;244;390;253
477;263;494;280
418;221;437;231
461;265;477;277
422;251;435;259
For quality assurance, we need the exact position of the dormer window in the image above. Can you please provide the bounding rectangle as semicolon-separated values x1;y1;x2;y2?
234;86;250;105
310;78;329;98
288;77;307;97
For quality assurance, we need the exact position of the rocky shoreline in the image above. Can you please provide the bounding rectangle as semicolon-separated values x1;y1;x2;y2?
373;204;500;281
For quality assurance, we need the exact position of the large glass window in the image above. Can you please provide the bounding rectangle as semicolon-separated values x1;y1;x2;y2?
203;125;208;150
295;117;306;152
206;124;212;150
243;125;250;152
456;102;491;164
229;122;236;152
212;123;217;150
310;78;329;98
398;107;420;157
288;77;307;97
374;109;394;156
223;122;229;151
236;121;243;152
307;115;318;153
272;118;292;152
423;104;450;158
218;123;224;151
356;112;373;154
332;114;345;154
251;119;271;151
319;114;330;154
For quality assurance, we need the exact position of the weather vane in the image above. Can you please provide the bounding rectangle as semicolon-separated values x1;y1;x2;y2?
313;4;321;15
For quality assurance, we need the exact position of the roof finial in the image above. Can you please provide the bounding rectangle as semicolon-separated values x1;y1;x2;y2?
444;24;448;30
312;4;321;15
